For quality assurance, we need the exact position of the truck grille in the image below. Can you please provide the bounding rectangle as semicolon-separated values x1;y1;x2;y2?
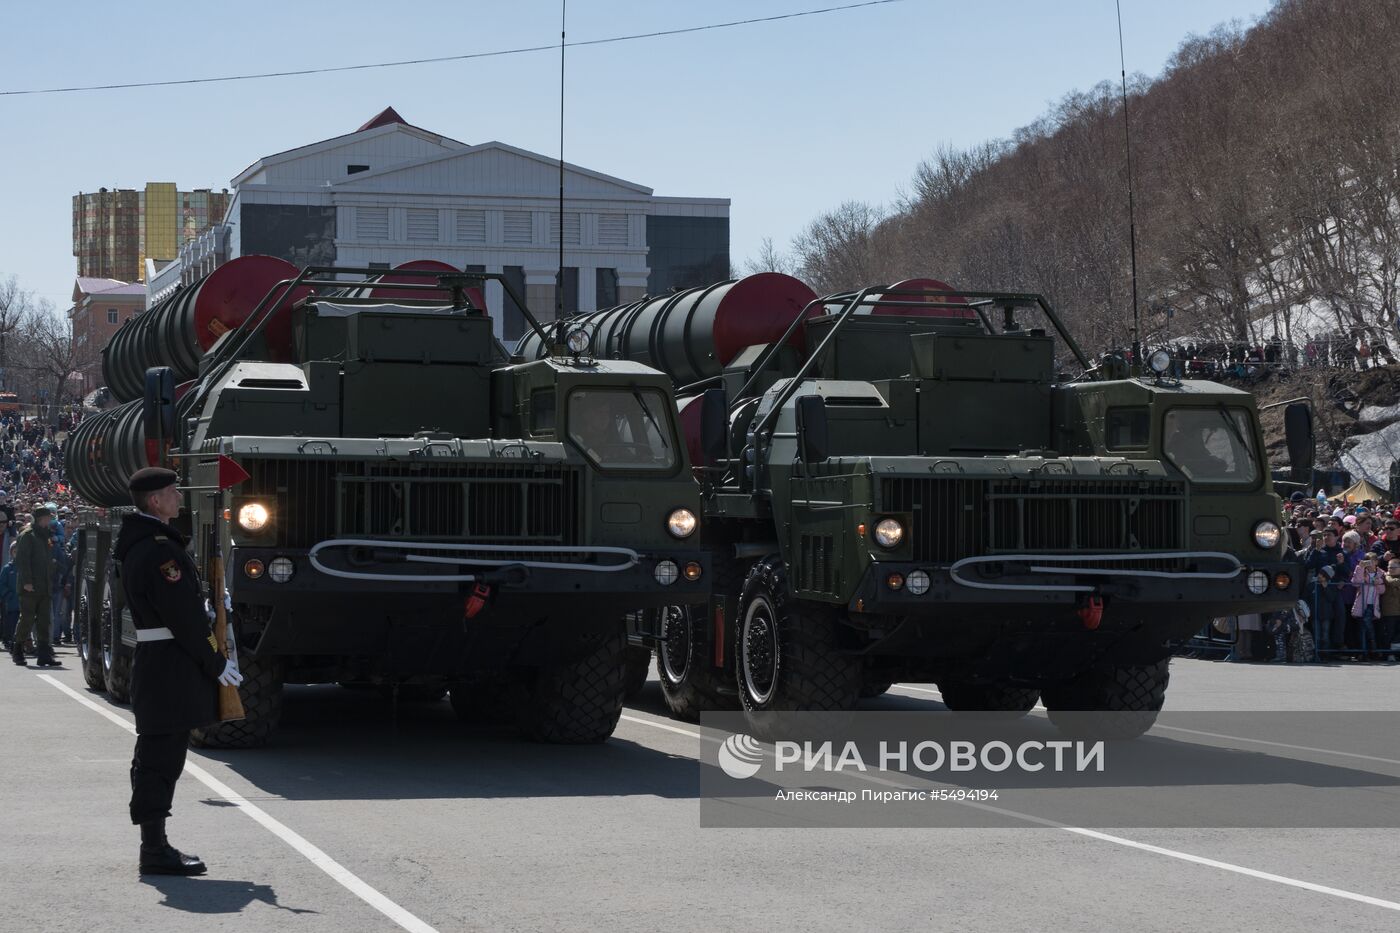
880;476;1186;566
242;458;582;550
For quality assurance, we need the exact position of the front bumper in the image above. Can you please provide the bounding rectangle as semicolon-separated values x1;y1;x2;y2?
851;557;1300;622
228;544;709;613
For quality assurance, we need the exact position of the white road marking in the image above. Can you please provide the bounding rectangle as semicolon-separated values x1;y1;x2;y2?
619;702;1400;913
890;685;1400;767
38;675;439;933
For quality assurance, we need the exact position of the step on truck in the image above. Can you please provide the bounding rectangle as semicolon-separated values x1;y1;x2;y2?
525;276;1309;737
65;258;707;746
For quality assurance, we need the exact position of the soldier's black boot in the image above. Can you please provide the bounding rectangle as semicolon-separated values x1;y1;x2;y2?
9;642;24;666
1272;634;1289;663
139;820;206;876
35;651;60;668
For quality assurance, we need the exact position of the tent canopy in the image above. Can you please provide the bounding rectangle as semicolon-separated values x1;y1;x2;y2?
1329;478;1390;504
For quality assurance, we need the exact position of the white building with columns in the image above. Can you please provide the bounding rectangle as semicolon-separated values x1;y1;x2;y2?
221;108;730;342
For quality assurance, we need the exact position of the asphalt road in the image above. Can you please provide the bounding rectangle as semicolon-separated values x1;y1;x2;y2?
4;648;1399;932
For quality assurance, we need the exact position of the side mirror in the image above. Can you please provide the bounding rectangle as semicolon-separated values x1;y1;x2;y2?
699;387;728;466
1284;402;1314;484
142;367;176;466
795;394;830;465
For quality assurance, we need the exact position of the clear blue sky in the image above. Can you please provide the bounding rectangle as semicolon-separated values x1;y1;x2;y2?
2;0;1275;312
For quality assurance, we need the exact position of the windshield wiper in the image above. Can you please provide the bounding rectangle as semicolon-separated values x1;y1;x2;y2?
631;386;669;449
1215;403;1255;464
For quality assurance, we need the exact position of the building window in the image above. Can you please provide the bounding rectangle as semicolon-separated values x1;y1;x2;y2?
454;210;487;244
596;268;618;309
356;207;390;240
406;209;439;242
503;211;533;245
549;212;581;246
645;216;730;294
107;309;118;324
598;214;628;246
347;164;370;174
501;266;528;343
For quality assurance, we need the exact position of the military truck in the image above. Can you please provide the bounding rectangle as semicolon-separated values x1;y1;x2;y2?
526;276;1308;737
66;258;707;747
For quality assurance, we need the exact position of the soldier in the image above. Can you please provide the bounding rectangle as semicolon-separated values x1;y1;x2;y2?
116;467;243;876
10;504;58;667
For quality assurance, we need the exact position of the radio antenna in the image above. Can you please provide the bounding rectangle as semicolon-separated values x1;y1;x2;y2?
1116;0;1141;365
556;0;567;329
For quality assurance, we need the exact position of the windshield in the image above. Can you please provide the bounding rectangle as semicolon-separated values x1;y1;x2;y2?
1162;408;1258;484
567;387;677;470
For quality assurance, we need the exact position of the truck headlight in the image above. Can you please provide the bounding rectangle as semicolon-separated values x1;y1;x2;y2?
1247;571;1270;595
874;518;904;548
566;327;591;354
1253;520;1281;549
237;502;270;532
1148;348;1172;374
906;570;931;595
268;557;295;583
667;508;697;539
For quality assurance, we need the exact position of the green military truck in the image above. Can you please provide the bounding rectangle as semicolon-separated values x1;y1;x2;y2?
542;276;1308;737
66;258;706;747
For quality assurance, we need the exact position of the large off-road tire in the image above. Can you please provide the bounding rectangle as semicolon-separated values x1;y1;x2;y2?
518;624;626;744
189;654;285;749
657;558;748;721
735;557;861;732
937;680;1040;716
74;556;104;691
623;645;652;701
99;575;133;703
1041;659;1170;740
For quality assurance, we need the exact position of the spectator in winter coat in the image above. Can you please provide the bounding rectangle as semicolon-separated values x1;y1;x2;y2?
0;543;17;650
1305;529;1347;650
1352;554;1387;656
1379;557;1400;660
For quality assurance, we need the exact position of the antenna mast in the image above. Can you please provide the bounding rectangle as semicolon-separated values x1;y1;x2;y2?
556;0;567;329
1116;0;1141;364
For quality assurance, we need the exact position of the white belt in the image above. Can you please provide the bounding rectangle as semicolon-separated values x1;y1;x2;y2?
136;627;174;643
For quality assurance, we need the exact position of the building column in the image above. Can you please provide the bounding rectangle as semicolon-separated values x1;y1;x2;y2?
617;269;650;305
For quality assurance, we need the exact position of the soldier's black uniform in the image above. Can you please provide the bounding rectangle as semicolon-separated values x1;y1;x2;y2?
115;468;228;876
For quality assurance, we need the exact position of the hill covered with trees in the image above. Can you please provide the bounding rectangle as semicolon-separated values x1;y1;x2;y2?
770;0;1400;358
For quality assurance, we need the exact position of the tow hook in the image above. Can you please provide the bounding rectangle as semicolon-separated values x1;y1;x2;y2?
464;583;493;620
1076;595;1104;630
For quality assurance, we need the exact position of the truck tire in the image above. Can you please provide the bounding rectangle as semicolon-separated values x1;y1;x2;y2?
937;680;1039;716
189;655;285;749
99;575;133;703
518;625;626;744
623;645;652;700
1041;659;1169;740
74;559;104;691
735;557;861;728
658;557;748;721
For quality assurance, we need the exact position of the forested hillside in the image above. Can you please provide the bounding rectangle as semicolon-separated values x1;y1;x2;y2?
773;0;1400;357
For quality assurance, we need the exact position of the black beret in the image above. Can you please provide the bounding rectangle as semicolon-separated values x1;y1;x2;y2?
128;467;178;494
1289;491;1306;502
31;505;53;518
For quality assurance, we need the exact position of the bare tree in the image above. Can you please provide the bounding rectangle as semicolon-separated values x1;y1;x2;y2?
0;275;41;392
12;302;95;424
742;237;795;276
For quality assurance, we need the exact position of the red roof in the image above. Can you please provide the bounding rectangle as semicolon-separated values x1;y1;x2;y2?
357;107;407;132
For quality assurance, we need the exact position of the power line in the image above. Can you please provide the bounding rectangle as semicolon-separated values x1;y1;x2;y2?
0;1;902;97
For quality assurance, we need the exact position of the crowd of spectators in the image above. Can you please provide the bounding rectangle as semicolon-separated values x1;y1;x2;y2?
0;408;92;656
1164;331;1398;384
1266;491;1400;663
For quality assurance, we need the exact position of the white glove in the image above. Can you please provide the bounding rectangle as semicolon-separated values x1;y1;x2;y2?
218;660;243;687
